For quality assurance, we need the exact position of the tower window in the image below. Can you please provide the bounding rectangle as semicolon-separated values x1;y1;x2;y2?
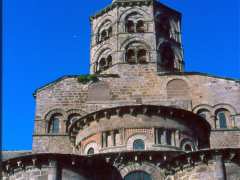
137;49;147;63
126;20;134;33
49;117;60;134
100;30;108;41
126;49;136;63
99;58;107;70
136;20;145;33
107;55;112;66
133;139;145;150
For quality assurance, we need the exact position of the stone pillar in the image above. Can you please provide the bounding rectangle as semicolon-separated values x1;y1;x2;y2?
214;155;226;180
175;130;180;147
102;132;107;148
48;160;58;180
162;130;167;145
154;128;159;144
111;131;115;146
171;130;176;146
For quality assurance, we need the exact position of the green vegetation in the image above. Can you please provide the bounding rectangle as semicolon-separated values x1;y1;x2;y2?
77;74;98;84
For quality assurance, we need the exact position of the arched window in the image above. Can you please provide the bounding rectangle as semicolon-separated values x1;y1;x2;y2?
101;30;107;41
133;139;145;150
183;144;193;152
137;49;147;63
124;171;152;180
136;20;145;33
126;20;134;33
216;109;229;128
87;148;94;155
126;49;136;63
99;58;107;70
49;117;60;133
197;109;210;120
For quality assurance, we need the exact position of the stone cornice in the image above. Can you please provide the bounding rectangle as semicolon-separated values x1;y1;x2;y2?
68;105;211;145
2;149;239;176
90;0;153;21
161;148;240;175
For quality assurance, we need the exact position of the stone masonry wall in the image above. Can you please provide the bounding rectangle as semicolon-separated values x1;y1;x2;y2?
33;69;240;153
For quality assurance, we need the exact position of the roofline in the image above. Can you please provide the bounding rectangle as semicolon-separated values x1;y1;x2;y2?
33;72;239;98
157;72;240;82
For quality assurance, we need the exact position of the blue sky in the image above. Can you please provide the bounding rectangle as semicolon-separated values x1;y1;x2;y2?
3;0;239;150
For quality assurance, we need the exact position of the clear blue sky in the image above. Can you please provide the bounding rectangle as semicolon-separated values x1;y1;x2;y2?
3;0;239;150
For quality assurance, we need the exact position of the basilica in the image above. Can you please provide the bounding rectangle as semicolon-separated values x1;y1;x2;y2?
2;0;240;179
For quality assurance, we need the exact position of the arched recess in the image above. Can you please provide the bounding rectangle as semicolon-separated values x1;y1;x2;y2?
118;7;151;24
83;141;99;155
44;108;67;134
180;138;196;152
119;162;163;180
166;79;190;99
87;81;111;101
213;104;237;129
93;47;113;72
66;112;82;132
95;19;113;43
120;38;151;64
126;134;148;151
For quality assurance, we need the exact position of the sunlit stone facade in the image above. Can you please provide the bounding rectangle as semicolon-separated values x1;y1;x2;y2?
2;0;240;180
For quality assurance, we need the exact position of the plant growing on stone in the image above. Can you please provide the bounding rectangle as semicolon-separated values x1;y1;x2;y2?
77;74;98;84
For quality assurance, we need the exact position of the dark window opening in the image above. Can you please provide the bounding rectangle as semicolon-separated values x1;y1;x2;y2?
184;144;193;152
108;27;112;37
107;55;112;66
137;49;147;63
126;49;136;63
87;148;94;155
126;20;135;33
133;139;145;150
136;20;145;33
166;130;171;145
101;30;108;41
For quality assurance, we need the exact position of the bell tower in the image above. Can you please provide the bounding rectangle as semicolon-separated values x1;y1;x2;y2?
89;0;184;74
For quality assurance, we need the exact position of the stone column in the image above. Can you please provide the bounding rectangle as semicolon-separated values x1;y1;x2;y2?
175;130;180;147
162;130;167;145
111;131;116;146
171;130;176;146
48;160;58;180
102;132;107;148
154;128;159;144
214;155;226;180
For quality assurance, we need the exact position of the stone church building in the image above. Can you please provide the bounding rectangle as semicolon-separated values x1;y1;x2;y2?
2;0;240;179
